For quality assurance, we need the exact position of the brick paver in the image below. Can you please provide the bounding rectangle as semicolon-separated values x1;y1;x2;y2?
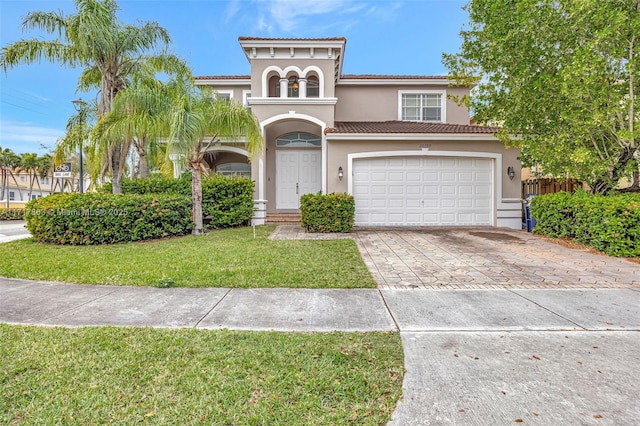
270;225;640;290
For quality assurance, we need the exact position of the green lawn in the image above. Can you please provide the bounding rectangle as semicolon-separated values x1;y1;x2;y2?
0;226;375;288
0;325;404;425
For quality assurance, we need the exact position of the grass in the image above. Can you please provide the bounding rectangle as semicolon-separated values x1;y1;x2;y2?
0;226;376;288
0;325;404;425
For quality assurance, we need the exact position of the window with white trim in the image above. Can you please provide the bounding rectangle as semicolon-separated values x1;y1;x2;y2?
214;90;233;101
243;90;251;113
9;191;15;201
307;76;319;98
399;91;445;122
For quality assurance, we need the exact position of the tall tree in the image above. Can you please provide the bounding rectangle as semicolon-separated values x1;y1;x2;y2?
97;61;191;179
0;0;187;193
165;80;263;235
443;0;640;193
56;99;99;190
18;153;39;200
0;148;22;205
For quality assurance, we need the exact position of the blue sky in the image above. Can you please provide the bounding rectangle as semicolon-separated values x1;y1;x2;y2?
0;0;468;155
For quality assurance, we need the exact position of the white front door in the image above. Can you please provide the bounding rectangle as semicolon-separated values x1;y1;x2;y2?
276;150;322;209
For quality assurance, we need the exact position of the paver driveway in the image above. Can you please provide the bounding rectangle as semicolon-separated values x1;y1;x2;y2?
353;228;640;289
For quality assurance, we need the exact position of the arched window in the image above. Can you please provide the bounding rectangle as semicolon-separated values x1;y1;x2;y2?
306;75;319;98
269;75;280;97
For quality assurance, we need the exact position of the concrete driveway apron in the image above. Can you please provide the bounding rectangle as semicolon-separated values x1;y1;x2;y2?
353;227;640;289
352;227;640;425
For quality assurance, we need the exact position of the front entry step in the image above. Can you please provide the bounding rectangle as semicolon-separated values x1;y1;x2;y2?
266;214;301;224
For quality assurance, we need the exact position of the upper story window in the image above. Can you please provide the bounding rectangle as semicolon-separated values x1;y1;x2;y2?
276;132;321;148
307;76;319;98
269;75;279;97
265;68;324;98
215;90;233;101
399;91;446;122
243;90;252;113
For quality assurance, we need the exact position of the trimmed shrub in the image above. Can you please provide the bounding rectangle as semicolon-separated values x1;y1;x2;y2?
0;208;25;220
530;191;640;257
200;176;254;228
25;193;193;245
104;174;254;229
300;192;355;233
103;173;188;195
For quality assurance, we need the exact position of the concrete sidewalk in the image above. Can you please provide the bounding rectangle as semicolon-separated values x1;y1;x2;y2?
3;278;639;332
2;278;640;425
0;220;30;243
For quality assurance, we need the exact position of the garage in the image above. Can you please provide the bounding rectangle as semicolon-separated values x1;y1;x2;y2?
352;156;494;226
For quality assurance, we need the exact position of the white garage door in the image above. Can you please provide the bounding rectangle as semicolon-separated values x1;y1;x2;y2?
352;157;493;226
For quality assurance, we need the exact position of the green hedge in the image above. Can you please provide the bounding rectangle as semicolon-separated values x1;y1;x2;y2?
530;191;640;257
25;193;193;245
104;174;254;229
0;208;25;220
300;192;355;233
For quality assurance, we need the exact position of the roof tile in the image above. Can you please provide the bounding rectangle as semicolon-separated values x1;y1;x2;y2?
340;74;450;80
194;75;250;80
325;121;499;134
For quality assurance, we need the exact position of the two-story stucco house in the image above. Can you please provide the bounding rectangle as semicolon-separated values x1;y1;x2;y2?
187;37;522;229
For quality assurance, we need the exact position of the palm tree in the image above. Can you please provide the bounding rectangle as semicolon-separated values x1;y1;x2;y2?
0;147;22;206
19;153;39;200
165;82;263;235
56;99;99;190
97;62;191;179
0;0;188;193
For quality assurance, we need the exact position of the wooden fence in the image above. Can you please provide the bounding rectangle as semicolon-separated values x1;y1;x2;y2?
522;178;582;198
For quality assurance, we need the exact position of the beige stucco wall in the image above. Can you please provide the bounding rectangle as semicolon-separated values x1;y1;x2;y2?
334;85;471;124
251;104;335;128
326;139;521;200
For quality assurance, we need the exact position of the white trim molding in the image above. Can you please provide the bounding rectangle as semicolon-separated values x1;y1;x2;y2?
398;90;447;123
214;89;234;101
249;97;337;106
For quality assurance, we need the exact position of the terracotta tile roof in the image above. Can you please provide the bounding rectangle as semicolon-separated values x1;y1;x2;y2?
194;75;250;80
238;36;346;42
325;121;500;134
340;74;450;80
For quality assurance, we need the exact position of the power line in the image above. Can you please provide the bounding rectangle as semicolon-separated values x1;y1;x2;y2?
0;100;50;116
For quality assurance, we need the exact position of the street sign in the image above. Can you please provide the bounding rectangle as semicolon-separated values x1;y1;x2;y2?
53;162;72;178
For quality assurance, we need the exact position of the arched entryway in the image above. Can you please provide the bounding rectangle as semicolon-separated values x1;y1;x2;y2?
261;114;326;213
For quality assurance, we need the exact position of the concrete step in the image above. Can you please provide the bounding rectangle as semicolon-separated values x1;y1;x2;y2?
266;214;301;224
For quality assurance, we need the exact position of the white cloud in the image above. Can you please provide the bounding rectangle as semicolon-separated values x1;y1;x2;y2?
259;0;371;33
225;0;242;22
0;120;64;153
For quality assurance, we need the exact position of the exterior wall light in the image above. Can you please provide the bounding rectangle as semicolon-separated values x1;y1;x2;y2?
507;166;515;180
338;166;344;181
